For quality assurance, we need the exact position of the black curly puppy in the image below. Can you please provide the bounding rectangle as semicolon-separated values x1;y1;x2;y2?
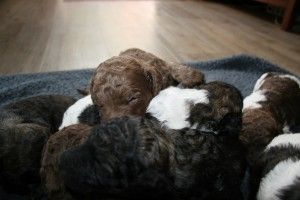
59;116;246;200
0;95;75;195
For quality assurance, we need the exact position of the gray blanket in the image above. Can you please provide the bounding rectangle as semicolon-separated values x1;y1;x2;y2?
0;54;289;107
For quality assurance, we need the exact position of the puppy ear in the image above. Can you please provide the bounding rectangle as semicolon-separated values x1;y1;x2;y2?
144;68;164;96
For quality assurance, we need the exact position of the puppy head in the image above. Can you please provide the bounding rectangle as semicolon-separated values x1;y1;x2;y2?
146;86;209;130
189;82;243;135
90;56;164;121
58;117;142;194
255;72;300;92
59;117;173;199
252;72;300;126
121;48;205;87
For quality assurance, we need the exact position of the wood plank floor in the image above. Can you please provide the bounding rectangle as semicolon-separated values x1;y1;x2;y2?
0;0;300;75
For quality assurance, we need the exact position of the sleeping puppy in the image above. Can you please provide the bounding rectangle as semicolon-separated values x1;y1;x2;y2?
40;124;92;200
90;48;205;121
240;72;300;163
239;72;300;198
59;95;101;130
256;133;300;200
58;116;246;200
147;81;243;135
253;72;300;128
0;95;75;195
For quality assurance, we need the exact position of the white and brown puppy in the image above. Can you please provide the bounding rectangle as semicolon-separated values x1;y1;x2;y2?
256;133;300;200
240;72;300;164
240;72;300;199
147;81;243;135
59;95;101;129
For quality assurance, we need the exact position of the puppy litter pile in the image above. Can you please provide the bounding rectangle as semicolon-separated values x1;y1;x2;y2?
0;49;300;200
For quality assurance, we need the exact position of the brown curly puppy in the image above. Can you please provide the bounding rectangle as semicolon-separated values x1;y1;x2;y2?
40;124;92;200
90;48;205;121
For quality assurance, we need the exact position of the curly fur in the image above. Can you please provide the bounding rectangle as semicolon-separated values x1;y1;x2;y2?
240;72;300;162
40;124;92;200
59;116;246;200
147;81;243;135
90;48;205;121
240;72;300;199
190;81;243;135
77;105;101;126
0;95;75;195
256;134;300;200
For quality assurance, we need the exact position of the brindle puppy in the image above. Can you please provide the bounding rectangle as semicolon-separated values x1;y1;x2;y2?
0;95;75;195
59;116;246;200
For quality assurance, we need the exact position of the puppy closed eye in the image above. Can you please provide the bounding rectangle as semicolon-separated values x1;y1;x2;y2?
127;93;140;104
127;96;137;103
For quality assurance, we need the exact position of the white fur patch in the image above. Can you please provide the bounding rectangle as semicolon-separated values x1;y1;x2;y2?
243;90;266;110
147;86;209;130
266;133;300;150
254;73;269;91
59;95;93;130
278;74;300;88
257;159;300;200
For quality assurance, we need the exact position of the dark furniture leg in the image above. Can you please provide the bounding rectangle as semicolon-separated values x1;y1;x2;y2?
282;0;297;30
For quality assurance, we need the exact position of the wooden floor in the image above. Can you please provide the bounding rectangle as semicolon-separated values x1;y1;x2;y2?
0;0;300;75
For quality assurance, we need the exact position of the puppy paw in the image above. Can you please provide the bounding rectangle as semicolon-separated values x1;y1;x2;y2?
169;63;205;87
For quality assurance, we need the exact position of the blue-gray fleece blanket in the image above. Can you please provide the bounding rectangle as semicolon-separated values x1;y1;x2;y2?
0;54;290;107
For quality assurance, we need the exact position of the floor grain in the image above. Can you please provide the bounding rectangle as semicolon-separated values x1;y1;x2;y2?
0;0;299;75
